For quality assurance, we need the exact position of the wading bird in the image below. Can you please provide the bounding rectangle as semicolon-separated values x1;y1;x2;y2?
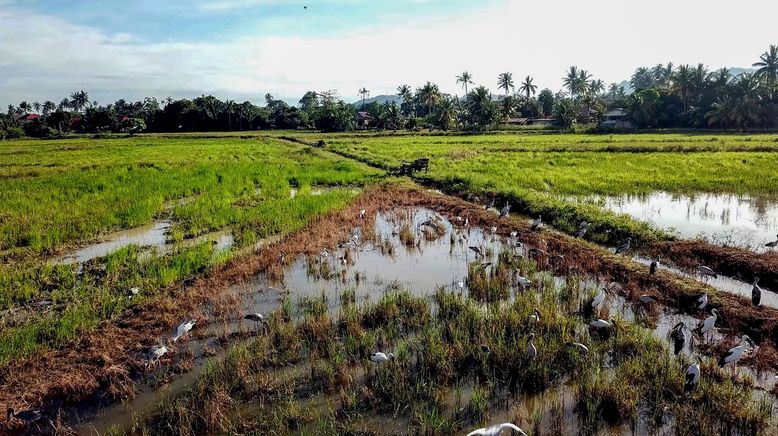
469;246;484;257
765;235;778;248
530;215;542;231
589;318;613;329
279;250;287;264
513;271;532;288
614;237;631;254
370;351;394;364
499;202;510;218
529;308;541;324
690;293;708;311
172;319;195;342
697;265;717;279
567;342;589;355
718;335;755;367
509;231;517;238
526;333;537;360
752;278;762;307
244;312;265;329
669;321;688;355
685;355;702;393
467;422;527;436
585;288;605;314
485;198;495;210
695;309;718;339
650;256;660;274
359;209;366;219
6;408;44;423
576;226;588;238
149;344;168;360
128;286;140;299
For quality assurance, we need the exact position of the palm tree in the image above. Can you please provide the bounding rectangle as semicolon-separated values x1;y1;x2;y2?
497;72;514;96
418;82;441;116
672;65;693;110
588;79;605;96
397;84;414;117
519;76;537;99
42;101;56;116
19;101;31;113
753;44;778;98
32;102;41;114
358;88;370;109
224;99;237;131
608;83;620;101
563;66;588;97
577;69;592;95
69;90;90;113
456;71;473;95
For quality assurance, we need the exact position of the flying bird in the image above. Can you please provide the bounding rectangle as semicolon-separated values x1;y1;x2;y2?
467;422;527;436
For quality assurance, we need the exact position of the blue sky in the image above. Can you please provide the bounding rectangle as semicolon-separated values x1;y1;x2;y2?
1;0;776;107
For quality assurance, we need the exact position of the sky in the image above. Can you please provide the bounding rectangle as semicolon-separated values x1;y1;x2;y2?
1;0;776;107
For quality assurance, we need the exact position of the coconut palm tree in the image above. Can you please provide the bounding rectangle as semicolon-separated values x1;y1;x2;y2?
456;71;473;95
223;99;237;131
69;90;90;113
42;101;56;116
608;83;620;101
397;84;414;117
358;88;370;109
519;75;537;99
32;102;41;114
588;79;605;96
753;44;778;98
497;72;514;96
418;82;441;116
577;69;592;95
563;66;589;98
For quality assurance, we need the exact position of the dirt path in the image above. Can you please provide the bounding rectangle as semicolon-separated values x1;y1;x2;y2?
2;184;778;433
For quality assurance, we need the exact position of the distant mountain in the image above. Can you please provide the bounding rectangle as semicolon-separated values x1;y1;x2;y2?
351;94;402;107
728;67;756;77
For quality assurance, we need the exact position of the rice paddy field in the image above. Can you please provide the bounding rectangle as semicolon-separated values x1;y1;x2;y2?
2;132;778;435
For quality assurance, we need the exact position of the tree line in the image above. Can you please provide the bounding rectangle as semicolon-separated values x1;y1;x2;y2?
1;44;775;138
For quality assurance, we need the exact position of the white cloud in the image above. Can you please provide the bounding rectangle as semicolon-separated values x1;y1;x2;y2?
1;0;776;107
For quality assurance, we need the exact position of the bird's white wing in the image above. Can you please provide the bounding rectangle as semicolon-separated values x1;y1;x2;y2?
498;423;527;435
466;429;486;436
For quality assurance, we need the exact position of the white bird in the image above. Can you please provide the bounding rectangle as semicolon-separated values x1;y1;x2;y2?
718;335;755;367
530;215;542;231
359;209;366;219
467;422;527;436
587;288;605;312
765;234;778;248
697;265;717;279
567;342;589;355
149;344;168;360
128;287;140;299
490;226;497;234
172;319;195;342
526;333;537;360
752;278;762;307
692;293;708;311
614;237;631;254
695;309;718;336
509;231;518;238
279;250;287;264
370;352;394;364
457;280;465;290
528;308;541;324
589;318;613;329
514;271;533;288
685;355;701;392
499;202;510;218
469;246;484;257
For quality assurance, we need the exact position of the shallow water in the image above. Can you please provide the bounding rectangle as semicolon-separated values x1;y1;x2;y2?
588;191;778;250
73;208;777;434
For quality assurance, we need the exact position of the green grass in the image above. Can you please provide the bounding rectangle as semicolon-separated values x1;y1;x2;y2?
322;132;778;245
0;135;381;365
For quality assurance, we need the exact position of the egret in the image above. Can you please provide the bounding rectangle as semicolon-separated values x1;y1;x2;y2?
513;271;532;288
530;215;542;231
684;355;701;393
718;335;755;367
614;237;631;254
697;265;717;279
526;333;537;360
128;287;140;299
149;344;168;360
485;198;495;210
6;408;44;423
172;319;195;342
695;309;718;338
528;308;541;324
499;202;510;218
669;321;688;355
370;352;395;364
752;278;762;307
244;312;265;329
567;342;589;355
467;422;527;436
649;256;660;274
765;235;778;248
690;293;708;311
469;246;484;257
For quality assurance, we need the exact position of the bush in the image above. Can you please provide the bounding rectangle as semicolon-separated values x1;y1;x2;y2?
1;126;24;139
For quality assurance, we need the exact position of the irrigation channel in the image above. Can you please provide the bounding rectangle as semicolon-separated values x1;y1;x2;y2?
69;203;776;435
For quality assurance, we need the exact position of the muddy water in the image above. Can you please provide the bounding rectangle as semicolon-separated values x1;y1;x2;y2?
73;208;777;434
589;192;778;251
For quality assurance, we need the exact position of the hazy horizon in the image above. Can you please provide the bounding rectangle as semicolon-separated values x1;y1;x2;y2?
1;0;776;108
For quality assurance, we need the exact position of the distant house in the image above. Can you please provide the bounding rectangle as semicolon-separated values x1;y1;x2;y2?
600;108;633;129
528;117;555;127
356;111;374;128
504;117;529;125
16;113;40;124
